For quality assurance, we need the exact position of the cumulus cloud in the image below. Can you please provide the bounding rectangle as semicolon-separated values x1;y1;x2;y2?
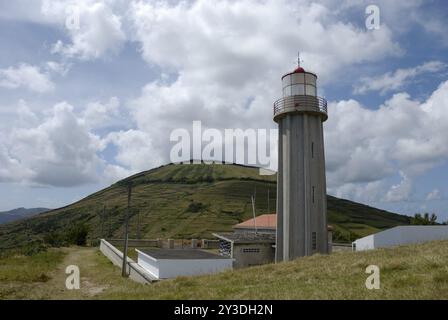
121;0;401;172
354;61;447;95
45;61;72;76
0;102;104;187
129;0;400;84
81;96;121;129
42;0;126;60
105;129;162;173
0;63;54;93
326;80;448;203
385;172;412;202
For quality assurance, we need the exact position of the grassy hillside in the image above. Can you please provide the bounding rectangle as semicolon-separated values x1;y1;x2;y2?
0;163;410;250
1;240;447;299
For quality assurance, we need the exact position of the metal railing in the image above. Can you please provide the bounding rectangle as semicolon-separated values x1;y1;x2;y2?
273;95;327;116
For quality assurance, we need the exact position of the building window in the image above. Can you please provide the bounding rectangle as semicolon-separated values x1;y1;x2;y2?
312;232;317;250
242;248;260;253
311;142;314;158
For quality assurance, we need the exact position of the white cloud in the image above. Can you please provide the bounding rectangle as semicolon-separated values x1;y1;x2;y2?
0;63;54;93
326;80;448;203
354;61;447;95
120;0;401;172
0;102;104;187
105;129;162;173
426;189;441;201
42;0;126;60
103;164;133;185
385;172;412;202
129;0;400;85
45;61;72;76
81;96;121;129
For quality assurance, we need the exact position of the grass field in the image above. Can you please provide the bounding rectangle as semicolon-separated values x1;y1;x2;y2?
0;249;66;299
1;240;447;300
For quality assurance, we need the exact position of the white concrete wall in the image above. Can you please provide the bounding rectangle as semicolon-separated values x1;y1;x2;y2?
100;239;127;269
353;234;374;251
137;250;233;279
136;251;160;279
353;226;448;251
158;259;233;279
99;239;156;284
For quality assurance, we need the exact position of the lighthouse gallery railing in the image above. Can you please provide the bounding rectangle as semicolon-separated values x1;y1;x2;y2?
273;96;327;116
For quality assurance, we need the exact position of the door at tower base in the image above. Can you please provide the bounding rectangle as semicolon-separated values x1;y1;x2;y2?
273;66;329;262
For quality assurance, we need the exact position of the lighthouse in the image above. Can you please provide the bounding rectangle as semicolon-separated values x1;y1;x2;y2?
274;58;328;262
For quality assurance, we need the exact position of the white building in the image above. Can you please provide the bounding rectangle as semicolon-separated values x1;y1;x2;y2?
136;248;233;279
352;226;448;251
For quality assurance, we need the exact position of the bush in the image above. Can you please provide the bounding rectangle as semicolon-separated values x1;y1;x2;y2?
333;229;358;243
22;241;47;256
186;201;206;213
66;223;89;246
43;231;67;247
42;223;89;247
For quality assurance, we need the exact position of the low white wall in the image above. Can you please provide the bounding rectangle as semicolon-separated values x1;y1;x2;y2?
158;258;233;279
137;250;233;279
99;239;156;284
353;226;448;251
136;252;160;279
353;234;375;251
100;239;126;269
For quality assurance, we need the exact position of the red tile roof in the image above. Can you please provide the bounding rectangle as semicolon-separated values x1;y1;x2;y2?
234;214;333;231
234;214;276;229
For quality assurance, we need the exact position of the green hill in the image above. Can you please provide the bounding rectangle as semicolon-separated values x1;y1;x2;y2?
0;163;410;250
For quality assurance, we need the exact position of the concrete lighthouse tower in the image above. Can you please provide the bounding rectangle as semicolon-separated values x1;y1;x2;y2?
274;57;328;262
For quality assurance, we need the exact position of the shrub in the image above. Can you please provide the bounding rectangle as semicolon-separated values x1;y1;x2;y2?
42;223;89;247
67;223;89;246
43;231;67;247
186;201;206;213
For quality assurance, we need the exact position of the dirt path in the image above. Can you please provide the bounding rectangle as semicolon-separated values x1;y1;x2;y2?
32;247;110;299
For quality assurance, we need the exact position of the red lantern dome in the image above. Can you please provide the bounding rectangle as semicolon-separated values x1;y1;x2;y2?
293;66;305;73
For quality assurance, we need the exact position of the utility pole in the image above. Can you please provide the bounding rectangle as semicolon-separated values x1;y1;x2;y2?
101;204;106;239
267;188;270;213
136;209;141;239
122;182;132;277
251;195;257;235
108;208;112;238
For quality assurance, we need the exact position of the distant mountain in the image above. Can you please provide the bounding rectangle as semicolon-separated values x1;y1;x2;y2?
0;163;411;250
0;207;50;224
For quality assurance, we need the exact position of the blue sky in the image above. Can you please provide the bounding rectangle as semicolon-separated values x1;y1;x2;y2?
0;0;447;222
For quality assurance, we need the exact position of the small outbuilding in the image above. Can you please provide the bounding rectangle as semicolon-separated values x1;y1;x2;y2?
136;248;233;279
214;214;334;268
353;225;448;251
213;232;276;268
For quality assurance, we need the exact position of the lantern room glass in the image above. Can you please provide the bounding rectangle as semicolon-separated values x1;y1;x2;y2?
282;73;317;98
